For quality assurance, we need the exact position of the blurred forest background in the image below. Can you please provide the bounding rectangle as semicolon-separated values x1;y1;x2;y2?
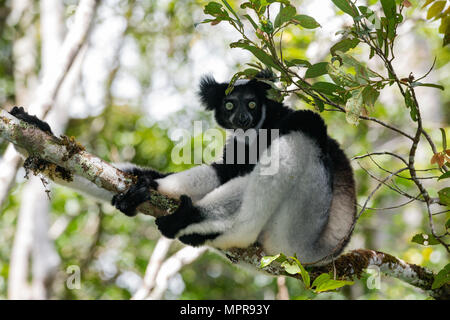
0;0;448;300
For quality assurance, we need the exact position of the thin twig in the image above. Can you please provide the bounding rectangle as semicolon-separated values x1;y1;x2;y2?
357;162;421;202
356;198;416;211
357;167;409;219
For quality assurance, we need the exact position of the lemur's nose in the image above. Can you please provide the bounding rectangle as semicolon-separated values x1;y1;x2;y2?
237;113;251;128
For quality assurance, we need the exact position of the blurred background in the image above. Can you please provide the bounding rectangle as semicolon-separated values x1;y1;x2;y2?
0;0;448;299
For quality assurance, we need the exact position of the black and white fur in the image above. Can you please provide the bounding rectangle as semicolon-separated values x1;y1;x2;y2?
9;71;356;265
113;71;356;265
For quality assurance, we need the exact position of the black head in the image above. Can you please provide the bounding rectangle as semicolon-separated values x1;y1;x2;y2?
198;71;274;130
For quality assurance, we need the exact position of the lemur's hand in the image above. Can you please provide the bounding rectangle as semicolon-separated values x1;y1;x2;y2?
10;106;53;135
155;195;203;239
111;175;158;217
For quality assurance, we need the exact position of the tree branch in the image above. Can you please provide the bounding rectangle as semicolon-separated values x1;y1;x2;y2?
1;108;448;299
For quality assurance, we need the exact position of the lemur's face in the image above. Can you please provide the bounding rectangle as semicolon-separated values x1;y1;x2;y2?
199;75;269;131
218;85;264;130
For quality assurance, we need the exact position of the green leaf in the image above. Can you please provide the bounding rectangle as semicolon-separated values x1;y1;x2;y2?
260;19;274;33
305;62;329;78
268;0;291;4
438;171;450;181
439;16;450;34
361;85;380;109
240;2;252;10
345;88;364;125
327;61;359;87
226;68;262;94
285;59;311;68
432;263;450;289
267;88;286;102
386;15;396;40
260;254;281;268
330;38;360;56
427;1;446;19
335;51;379;80
331;0;357;17
243;14;259;30
411;82;445;90
290;256;310;288
295;92;313;104
380;0;396;19
204;2;223;15
411;233;441;246
222;0;241;24
404;89;418;122
291;14;321;29
230;41;282;71
315;279;354;292
281;260;301;274
440;127;448;156
311;273;354;293
314;97;325;112
274;5;296;29
376;28;384;47
311;273;331;288
438;187;450;206
422;0;436;9
338;52;366;71
311;81;345;96
204;1;231;22
195;18;221;27
267;0;291;4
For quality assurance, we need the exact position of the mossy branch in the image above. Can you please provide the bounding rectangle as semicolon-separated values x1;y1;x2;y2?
0;108;448;299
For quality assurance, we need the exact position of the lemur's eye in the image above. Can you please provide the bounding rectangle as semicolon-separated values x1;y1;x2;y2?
225;102;234;110
248;101;256;109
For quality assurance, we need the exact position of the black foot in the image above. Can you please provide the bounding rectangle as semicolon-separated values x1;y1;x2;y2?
178;232;221;247
10;106;53;135
122;166;171;180
111;175;157;217
155;195;204;238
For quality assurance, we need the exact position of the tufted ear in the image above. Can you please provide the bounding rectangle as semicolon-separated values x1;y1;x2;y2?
255;68;276;81
198;75;228;110
248;69;275;94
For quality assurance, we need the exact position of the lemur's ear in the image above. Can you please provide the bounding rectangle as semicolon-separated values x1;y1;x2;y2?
248;69;275;93
255;69;276;81
198;75;228;110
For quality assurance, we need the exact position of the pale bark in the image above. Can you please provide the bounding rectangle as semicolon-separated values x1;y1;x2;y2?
146;246;208;300
28;0;99;119
0;145;22;206
7;0;43;300
132;237;174;300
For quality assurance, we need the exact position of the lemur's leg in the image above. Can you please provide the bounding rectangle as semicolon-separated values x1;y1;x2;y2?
157;132;307;248
154;165;221;201
155;175;247;246
10;106;53;135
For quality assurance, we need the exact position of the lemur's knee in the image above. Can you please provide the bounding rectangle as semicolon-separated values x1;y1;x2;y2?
10;106;53;135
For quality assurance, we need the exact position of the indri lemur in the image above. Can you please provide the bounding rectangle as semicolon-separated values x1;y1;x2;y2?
10;70;356;265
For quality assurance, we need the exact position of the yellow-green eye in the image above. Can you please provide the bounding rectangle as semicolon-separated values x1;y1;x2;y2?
225;102;234;110
248;101;256;109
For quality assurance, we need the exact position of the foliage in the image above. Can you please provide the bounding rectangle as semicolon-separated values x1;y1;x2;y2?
422;0;450;46
260;253;354;297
